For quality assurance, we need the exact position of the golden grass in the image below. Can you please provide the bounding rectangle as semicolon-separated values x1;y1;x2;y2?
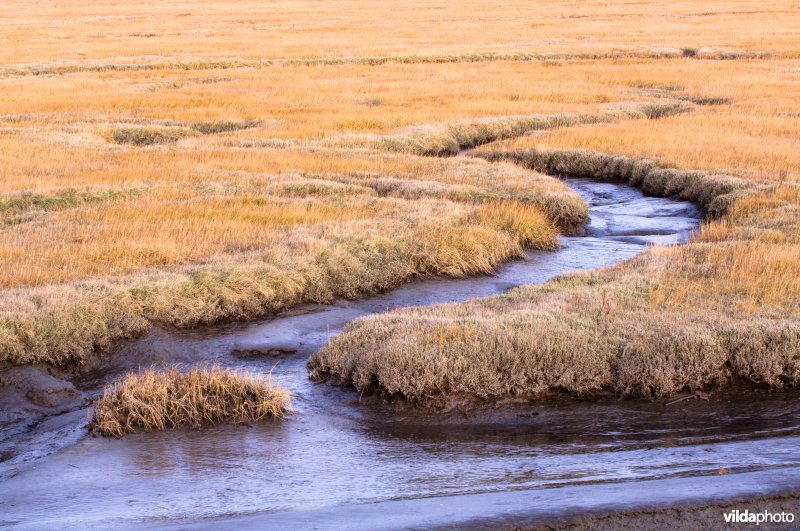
375;102;691;156
0;61;654;141
91;365;291;437
649;185;800;314
0;151;585;291
309;145;800;400
2;0;798;67
1;0;799;403
1;193;379;287
469;203;558;250
309;264;800;402
0;160;580;365
479;58;800;181
473;143;800;320
310;132;800;403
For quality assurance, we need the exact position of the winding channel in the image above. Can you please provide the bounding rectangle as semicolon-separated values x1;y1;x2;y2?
1;178;798;529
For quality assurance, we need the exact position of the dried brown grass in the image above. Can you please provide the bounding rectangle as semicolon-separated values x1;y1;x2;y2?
91;365;290;437
309;269;800;402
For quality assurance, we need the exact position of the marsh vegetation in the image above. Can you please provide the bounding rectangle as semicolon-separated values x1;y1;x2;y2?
0;0;798;415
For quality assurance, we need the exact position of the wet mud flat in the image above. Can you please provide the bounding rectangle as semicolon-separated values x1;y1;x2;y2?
505;494;800;531
172;472;800;530
1;387;798;529
0;179;797;528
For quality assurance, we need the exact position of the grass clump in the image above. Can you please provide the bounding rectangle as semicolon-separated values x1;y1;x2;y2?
191;119;261;135
92;365;290;437
112;127;192;146
414;224;523;278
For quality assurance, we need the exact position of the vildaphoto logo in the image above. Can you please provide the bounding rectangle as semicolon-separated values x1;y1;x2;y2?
723;509;795;525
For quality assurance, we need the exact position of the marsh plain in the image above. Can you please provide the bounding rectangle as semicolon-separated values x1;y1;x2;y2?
0;0;799;527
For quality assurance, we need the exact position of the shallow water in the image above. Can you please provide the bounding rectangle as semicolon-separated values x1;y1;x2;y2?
1;179;798;529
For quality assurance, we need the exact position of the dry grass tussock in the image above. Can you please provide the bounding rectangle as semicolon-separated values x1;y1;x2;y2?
91;365;291;437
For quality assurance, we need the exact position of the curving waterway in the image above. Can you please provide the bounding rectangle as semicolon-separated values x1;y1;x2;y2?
1;179;798;529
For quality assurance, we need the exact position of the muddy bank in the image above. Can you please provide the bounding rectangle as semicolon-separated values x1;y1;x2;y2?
0;364;86;460
521;494;799;531
163;469;800;530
